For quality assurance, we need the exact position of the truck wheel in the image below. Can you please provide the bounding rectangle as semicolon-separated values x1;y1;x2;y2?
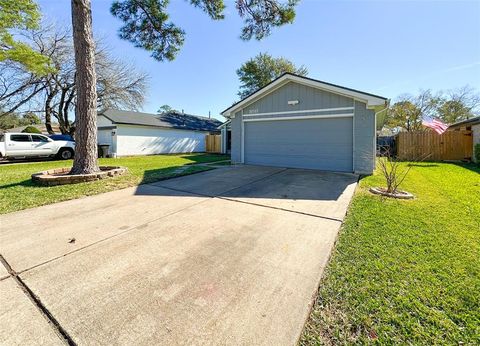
57;148;74;160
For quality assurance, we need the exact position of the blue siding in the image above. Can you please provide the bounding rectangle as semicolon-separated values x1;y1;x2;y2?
243;81;353;115
353;101;376;174
231;111;242;163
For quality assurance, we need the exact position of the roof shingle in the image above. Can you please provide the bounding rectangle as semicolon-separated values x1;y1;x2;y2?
101;109;222;132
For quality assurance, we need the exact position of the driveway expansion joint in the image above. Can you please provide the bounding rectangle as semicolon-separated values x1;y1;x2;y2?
0;254;76;346
216;196;344;222
16;195;211;276
147;166;289;199
150;167;345;222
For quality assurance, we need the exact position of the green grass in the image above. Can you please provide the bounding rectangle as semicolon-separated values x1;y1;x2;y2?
0;154;228;214
301;162;480;345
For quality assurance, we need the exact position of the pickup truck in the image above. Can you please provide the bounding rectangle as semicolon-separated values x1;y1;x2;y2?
0;132;75;160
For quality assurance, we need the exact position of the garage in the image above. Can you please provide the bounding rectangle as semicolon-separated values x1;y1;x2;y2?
221;73;388;174
244;117;353;172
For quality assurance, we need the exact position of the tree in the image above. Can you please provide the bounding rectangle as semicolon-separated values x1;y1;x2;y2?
0;112;40;129
236;52;307;98
387;100;420;132
0;24;148;135
436;86;480;124
157;104;174;114
71;0;300;174
0;0;51;74
22;112;41;125
385;87;480;131
110;1;299;61
71;0;98;174
386;90;440;131
22;125;41;133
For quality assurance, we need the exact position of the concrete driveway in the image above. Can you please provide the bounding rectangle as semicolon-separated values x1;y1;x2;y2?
0;165;357;345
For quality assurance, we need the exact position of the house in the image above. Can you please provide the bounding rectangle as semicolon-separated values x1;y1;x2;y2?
220;73;388;174
97;109;222;157
449;116;480;162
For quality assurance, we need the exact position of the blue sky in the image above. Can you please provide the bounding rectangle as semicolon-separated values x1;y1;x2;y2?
38;0;480;120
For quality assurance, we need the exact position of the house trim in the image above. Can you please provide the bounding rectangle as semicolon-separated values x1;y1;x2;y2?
242;106;354;117
242;113;354;122
221;73;387;117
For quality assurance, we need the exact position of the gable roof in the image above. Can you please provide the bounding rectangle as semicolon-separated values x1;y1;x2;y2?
221;73;388;117
100;109;222;132
448;116;480;129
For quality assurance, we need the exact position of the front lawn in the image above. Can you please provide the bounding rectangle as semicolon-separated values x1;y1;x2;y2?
301;162;480;345
0;154;227;214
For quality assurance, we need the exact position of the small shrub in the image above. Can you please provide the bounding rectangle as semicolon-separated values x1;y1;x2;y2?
475;143;480;163
22;126;41;134
377;154;412;194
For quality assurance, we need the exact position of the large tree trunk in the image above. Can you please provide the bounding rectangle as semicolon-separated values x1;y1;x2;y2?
70;0;99;174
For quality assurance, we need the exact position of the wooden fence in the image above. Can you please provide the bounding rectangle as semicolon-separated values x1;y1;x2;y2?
396;130;472;161
206;134;221;153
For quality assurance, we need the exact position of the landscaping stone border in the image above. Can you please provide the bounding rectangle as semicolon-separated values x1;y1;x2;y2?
32;166;127;186
369;187;414;199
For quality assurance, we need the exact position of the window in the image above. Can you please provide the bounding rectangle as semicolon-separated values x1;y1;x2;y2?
10;134;31;142
0;134;4;142
31;135;50;142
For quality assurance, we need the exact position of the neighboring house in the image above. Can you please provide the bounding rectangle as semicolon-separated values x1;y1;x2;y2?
220;73;388;174
449;116;480;162
97;109;221;157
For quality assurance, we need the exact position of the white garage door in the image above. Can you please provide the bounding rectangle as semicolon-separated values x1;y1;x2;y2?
244;117;353;172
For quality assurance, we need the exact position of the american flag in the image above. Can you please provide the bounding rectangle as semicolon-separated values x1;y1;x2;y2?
422;116;449;134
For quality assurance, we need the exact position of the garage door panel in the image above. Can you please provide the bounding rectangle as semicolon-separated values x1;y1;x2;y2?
246;154;353;172
244;118;353;172
250;142;352;154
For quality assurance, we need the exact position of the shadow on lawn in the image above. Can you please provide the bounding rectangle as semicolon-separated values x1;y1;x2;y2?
1;154;229;190
178;154;229;165
452;162;480;175
1;178;46;189
139;165;212;185
137;154;229;185
407;163;440;168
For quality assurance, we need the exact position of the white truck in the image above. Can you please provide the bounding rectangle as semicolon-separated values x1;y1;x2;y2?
0;132;75;160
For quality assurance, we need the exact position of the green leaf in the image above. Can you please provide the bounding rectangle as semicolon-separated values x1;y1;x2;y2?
0;0;52;74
